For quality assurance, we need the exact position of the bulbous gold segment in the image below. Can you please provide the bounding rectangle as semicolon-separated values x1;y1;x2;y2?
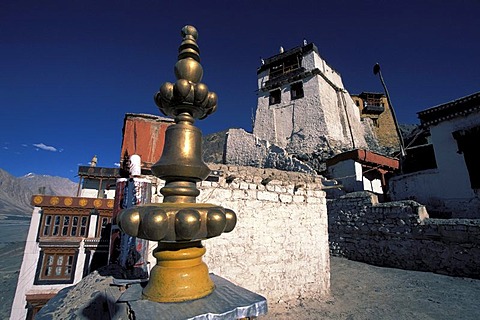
154;25;217;120
118;203;237;242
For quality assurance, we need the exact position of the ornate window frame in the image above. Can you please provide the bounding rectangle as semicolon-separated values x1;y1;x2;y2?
34;247;78;285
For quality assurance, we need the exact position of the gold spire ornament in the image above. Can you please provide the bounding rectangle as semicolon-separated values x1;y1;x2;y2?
118;25;237;303
155;25;217;120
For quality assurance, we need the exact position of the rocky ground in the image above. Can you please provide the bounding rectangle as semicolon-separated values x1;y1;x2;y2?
267;256;480;320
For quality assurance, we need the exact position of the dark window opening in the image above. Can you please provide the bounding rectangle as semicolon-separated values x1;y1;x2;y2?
269;89;281;105
290;82;304;100
72;216;78;236
97;216;112;238
269;55;301;79
402;144;438;174
52;215;60;236
87;249;109;274
453;126;480;189
80;216;88;236
43;215;52;236
62;216;70;236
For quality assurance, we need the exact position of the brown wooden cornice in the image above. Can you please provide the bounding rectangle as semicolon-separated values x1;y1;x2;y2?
31;195;115;210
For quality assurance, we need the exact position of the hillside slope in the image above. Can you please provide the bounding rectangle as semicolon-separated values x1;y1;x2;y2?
0;168;77;216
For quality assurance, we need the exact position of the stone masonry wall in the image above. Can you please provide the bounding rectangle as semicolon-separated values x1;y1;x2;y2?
150;164;331;305
328;191;480;279
224;128;316;174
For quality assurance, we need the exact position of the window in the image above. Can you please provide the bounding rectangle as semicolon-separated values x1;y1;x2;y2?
97;216;112;238
290;82;304;100
72;216;78;236
453;126;480;189
62;216;70;236
43;215;52;236
269;55;301;79
81;216;88;236
269;89;281;105
362;94;385;114
402;144;438;174
26;294;56;320
35;249;77;284
41;214;89;237
52;215;60;236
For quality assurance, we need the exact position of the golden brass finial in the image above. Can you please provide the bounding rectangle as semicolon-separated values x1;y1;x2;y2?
176;26;202;82
155;25;217;120
118;25;236;303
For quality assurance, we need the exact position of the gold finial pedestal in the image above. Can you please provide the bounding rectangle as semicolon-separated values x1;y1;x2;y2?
143;242;213;302
118;25;236;303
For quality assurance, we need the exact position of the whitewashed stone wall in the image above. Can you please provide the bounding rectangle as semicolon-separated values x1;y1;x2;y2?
302;50;343;89
149;164;331;304
223;129;269;168
224;128;316;174
328;191;480;279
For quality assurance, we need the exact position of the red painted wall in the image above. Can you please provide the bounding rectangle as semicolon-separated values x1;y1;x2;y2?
120;114;174;169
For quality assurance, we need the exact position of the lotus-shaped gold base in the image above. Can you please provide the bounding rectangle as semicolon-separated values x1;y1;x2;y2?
143;242;214;302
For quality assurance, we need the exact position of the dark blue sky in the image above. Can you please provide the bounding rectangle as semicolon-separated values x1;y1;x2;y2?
1;0;479;181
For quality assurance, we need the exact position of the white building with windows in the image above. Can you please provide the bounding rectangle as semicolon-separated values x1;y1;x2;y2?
390;92;480;218
253;43;369;154
223;42;377;173
10;165;119;320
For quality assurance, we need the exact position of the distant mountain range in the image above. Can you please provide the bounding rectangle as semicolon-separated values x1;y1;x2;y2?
0;168;78;216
